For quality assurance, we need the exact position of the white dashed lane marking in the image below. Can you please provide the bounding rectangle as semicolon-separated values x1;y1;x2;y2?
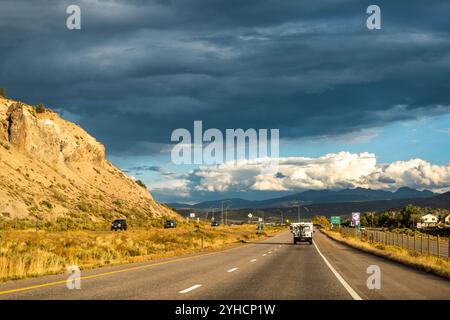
179;284;202;294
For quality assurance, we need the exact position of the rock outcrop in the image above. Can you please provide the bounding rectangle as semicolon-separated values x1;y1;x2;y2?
0;98;177;223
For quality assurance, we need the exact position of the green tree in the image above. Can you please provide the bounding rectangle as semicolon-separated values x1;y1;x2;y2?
0;87;6;98
312;215;330;228
360;215;368;227
401;205;423;227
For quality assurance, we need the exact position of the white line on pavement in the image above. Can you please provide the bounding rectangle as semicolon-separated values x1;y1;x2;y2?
227;268;238;273
250;259;257;262
179;284;202;294
262;254;267;256
312;241;363;300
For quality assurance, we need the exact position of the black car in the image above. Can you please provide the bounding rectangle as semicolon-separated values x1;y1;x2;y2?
111;219;127;231
211;221;220;227
164;220;177;228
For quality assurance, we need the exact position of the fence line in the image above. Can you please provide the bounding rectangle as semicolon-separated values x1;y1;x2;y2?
335;227;450;259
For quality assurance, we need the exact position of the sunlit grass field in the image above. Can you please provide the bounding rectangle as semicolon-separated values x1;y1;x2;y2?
0;223;284;282
323;229;450;279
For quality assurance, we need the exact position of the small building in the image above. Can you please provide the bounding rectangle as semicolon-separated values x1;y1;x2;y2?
417;214;438;228
445;214;450;226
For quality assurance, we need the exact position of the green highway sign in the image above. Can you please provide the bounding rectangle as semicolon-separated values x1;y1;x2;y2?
331;216;341;225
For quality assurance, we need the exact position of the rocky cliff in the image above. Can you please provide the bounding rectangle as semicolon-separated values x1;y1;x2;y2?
0;98;177;225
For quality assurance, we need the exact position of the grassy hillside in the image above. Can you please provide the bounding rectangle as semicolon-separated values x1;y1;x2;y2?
0;98;177;226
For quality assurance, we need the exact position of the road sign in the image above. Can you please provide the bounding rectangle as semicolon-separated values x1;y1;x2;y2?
248;213;253;219
351;212;360;227
331;216;341;225
190;213;196;218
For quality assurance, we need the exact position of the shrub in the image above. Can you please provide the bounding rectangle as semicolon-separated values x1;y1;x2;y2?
112;200;122;207
40;200;53;209
135;180;147;189
35;104;46;113
0;87;6;98
0;142;10;150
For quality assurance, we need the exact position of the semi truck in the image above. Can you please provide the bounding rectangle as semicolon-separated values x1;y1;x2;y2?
291;222;313;244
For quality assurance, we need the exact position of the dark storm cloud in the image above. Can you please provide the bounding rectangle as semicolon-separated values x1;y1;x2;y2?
1;0;450;155
127;165;163;172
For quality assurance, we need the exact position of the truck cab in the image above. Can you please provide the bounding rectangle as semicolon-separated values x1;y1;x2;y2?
291;222;313;244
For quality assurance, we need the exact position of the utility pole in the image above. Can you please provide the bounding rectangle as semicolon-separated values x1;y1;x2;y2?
225;204;232;225
225;206;228;225
221;200;231;225
298;205;300;222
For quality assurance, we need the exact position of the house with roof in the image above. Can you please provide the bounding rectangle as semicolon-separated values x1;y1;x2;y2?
444;214;450;226
417;214;438;228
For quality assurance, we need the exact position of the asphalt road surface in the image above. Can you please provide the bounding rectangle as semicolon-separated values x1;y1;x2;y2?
0;229;449;300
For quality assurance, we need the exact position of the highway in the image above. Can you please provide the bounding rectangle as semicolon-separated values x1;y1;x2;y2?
0;229;449;300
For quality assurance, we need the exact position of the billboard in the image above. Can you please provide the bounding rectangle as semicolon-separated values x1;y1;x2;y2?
351;212;360;227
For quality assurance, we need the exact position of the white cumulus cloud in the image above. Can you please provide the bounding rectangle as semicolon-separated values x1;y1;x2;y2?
152;152;450;201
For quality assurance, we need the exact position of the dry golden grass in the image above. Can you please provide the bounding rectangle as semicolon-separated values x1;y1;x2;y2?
322;229;450;279
0;223;283;282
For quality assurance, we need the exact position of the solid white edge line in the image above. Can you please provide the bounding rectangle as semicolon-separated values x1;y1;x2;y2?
227;267;238;273
179;284;202;294
312;241;363;300
250;259;257;262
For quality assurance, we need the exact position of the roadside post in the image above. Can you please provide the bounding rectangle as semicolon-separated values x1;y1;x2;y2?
448;237;450;260
351;212;360;238
427;235;430;256
257;217;264;234
421;234;423;255
437;235;440;258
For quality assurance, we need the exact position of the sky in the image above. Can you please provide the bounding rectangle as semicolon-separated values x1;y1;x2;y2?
1;0;450;203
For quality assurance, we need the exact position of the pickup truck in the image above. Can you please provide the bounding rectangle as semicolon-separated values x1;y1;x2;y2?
291;222;313;245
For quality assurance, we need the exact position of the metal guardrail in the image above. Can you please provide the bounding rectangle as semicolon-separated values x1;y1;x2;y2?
337;227;450;259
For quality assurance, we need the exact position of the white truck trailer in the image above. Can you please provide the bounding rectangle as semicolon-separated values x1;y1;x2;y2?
291;222;313;244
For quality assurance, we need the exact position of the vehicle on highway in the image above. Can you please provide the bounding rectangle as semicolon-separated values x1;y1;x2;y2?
211;221;220;227
291;222;313;244
111;219;127;231
164;219;177;228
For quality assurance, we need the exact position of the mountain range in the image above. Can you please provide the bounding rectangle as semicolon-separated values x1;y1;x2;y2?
174;191;450;222
167;187;437;210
